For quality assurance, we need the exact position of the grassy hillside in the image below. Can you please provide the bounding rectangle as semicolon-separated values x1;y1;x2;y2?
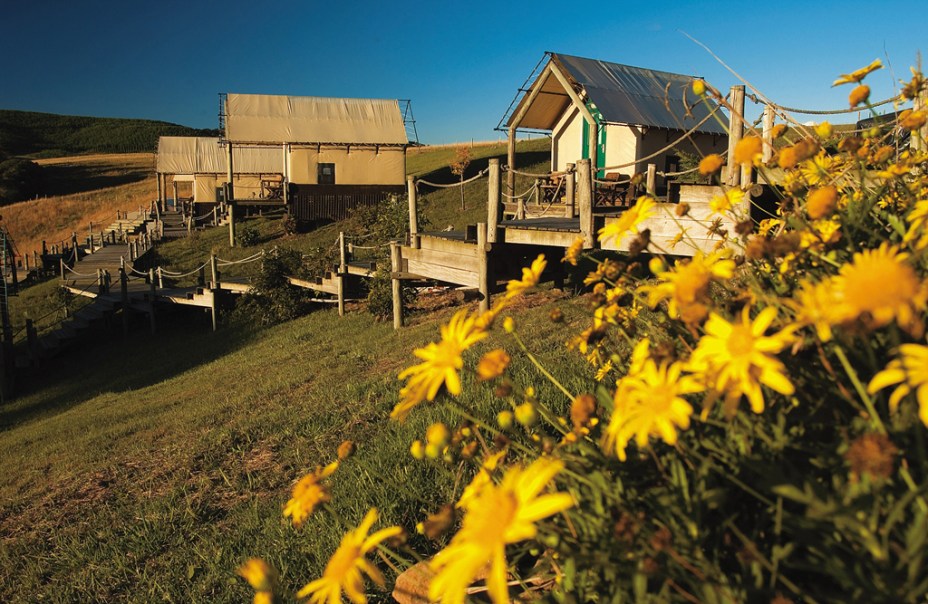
1;140;570;600
0;110;217;158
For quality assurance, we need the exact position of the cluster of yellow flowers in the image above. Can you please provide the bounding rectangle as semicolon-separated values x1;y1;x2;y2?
241;59;928;602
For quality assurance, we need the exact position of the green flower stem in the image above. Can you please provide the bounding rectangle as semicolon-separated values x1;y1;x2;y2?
442;401;535;457
832;344;886;433
898;465;928;514
724;520;819;604
510;330;575;402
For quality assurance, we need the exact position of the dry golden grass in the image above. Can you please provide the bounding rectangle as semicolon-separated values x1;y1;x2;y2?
6;153;157;259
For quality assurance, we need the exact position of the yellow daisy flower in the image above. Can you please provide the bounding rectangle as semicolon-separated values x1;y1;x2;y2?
297;508;402;604
562;236;584;265
689;307;796;415
602;358;702;461
429;458;574;604
709;188;745;215
238;558;277;604
832;59;882;86
790;278;840;342
831;243;926;330
283;461;339;527
597;196;656;244
394;310;488;420
868;344;928;428
639;250;736;324
505;254;546;299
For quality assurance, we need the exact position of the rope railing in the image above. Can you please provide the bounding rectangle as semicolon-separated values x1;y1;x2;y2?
216;250;266;266
15;279;99;345
157;261;211;279
62;264;98;278
417;168;489;188
502;182;536;200
750;93;902;116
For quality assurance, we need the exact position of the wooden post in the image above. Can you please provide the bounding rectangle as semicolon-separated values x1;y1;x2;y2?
172;180;179;213
97;269;104;294
197;265;205;287
120;267;129;336
212;206;218;226
726;85;745;187
210;254;219;290
228;203;236;248
646;163;657;196
60;258;65;280
407;176;418;247
507;126;517;198
100;231;105;248
762;104;775;163
157;266;164;289
337;231;347;317
188;212;193;235
227;141;236;248
282;143;290;206
565;163;576;218
148;268;157;334
390;242;403;330
577;159;594;249
157;174;163;212
209;289;218;332
487;158;501;243
476;222;489;314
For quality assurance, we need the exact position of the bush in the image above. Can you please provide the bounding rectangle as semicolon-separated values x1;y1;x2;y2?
235;223;259;247
231;247;311;325
0;157;43;204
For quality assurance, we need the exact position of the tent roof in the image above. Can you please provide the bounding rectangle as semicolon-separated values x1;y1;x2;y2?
506;53;726;135
156;137;282;175
224;94;408;145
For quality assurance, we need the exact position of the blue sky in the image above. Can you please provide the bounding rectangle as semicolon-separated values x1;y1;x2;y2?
1;0;923;144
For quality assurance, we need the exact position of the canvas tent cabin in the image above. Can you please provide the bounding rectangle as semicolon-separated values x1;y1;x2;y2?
221;93;408;222
502;52;728;198
155;136;283;215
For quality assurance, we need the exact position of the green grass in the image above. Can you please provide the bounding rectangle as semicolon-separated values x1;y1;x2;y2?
0;139;595;602
0;287;592;602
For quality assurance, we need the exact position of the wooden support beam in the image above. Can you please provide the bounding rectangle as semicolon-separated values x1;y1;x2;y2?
390;242;404;329
477;223;489;313
148;268;157;334
337;232;346;317
577;159;594;248
227;141;236;247
564;163;576;218
487;158;501;243
507;127;517;198
762;104;775;163
726;85;745;187
646;163;657;196
210;254;219;290
172;180;179;213
914;89;927;153
407;176;418;247
548;61;598;169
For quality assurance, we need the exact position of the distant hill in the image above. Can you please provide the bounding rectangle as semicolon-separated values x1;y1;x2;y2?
0;110;218;158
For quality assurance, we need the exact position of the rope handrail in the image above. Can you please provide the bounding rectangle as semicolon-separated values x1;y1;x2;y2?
63;264;98;278
349;242;391;250
216;250;266;266
502;182;536;200
417;168;489;188
526;176;565;217
191;212;216;223
503;166;565;178
750;93;901;116
157;262;211;278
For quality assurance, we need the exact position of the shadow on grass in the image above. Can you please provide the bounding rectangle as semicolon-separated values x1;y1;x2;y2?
40;163;150;197
417;150;551;193
1;309;259;431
